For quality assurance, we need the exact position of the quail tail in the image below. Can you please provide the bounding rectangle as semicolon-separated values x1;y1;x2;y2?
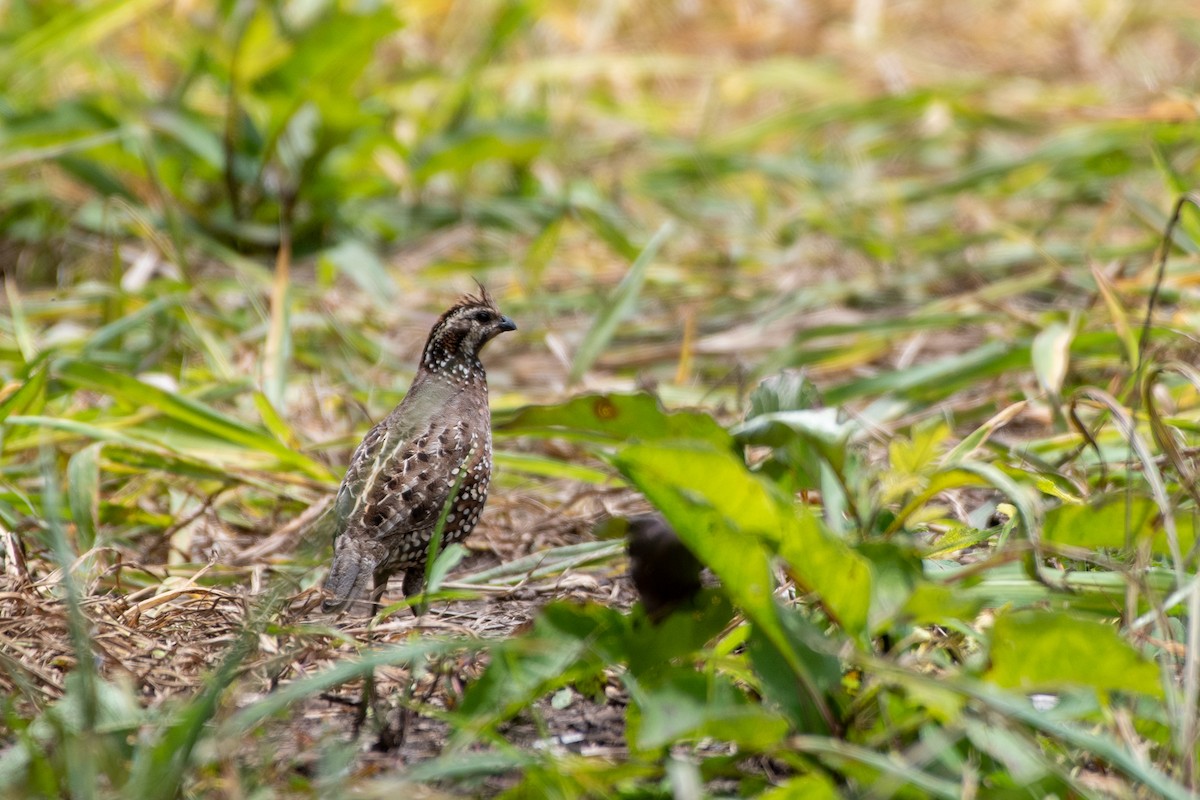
321;536;379;615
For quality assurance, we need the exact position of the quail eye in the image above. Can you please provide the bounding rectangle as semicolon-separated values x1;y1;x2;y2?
471;309;492;323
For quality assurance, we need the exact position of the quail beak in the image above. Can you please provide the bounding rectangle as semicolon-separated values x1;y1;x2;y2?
498;315;517;332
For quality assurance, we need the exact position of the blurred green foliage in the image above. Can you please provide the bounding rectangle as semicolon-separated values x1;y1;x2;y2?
3;0;1200;797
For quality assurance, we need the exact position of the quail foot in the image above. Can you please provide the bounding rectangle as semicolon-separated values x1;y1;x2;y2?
322;286;516;616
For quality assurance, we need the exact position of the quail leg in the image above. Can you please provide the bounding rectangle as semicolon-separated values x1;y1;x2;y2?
366;566;393;616
403;569;428;617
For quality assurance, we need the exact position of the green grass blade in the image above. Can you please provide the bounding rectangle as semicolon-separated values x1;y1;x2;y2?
224;638;476;733
54;361;334;481
569;221;672;385
0;361;49;424
66;442;102;552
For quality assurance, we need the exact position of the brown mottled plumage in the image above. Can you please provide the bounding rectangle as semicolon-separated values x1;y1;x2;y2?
322;286;516;615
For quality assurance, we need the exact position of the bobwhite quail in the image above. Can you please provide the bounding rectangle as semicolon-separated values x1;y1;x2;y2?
322;285;516;615
626;513;703;621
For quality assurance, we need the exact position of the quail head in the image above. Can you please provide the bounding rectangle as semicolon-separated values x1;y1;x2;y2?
322;285;516;615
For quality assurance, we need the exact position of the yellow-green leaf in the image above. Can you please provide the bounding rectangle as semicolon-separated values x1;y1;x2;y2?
986;610;1162;697
1031;321;1073;395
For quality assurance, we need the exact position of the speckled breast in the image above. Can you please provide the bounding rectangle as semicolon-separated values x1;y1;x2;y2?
380;427;492;572
442;428;492;545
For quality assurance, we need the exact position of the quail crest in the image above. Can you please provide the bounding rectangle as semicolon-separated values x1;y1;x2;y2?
322;285;516;615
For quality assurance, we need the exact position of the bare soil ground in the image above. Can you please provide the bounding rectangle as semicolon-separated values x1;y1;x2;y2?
0;480;647;788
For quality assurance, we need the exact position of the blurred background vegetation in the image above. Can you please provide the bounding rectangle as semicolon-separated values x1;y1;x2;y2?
5;0;1200;797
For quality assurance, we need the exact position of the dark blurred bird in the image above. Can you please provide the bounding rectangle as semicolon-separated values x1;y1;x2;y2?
625;513;703;622
322;286;516;615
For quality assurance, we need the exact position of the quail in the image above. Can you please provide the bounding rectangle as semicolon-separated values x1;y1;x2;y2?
625;513;703;622
321;285;516;615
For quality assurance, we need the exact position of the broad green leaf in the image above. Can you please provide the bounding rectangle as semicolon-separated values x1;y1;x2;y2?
568;182;640;259
496;392;733;449
733;407;858;487
985;610;1162;697
788;734;962;799
758;773;843;800
6;415;174;451
626;669;789;751
146;110;223;169
1035;476;1084;504
274;101;319;176
1043;495;1195;555
748;371;823;417
614;442;779;618
885;468;983;533
57;154;135;204
5;420;290;491
879;421;955;507
954;460;1039;548
569;221;672;384
747;607;843;733
779;507;874;636
901;677;967;723
616;441;872;635
453;602;626;733
613;440;838;728
252;5;400;108
733;407;858;452
625;589;734;679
